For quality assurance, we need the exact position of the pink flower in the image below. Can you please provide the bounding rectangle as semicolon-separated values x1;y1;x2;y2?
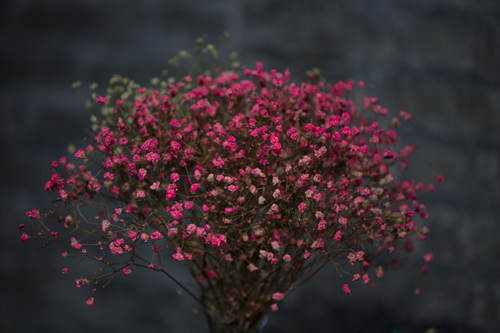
170;173;180;182
423;253;434;263
399;110;412;120
272;292;284;301
86;297;95;306
334;230;342;242
150;181;160;191
26;209;40;219
170;141;181;151
165;184;177;200
74;149;85;159
271;304;279;311
190;183;200;193
342;284;351;294
172;253;185;261
61;267;69;274
282;254;291;262
247;263;258;272
150;230;163;240
168;228;178;237
138;168;147;180
70;237;82;249
122;267;132;275
96;96;107;104
129;230;138;240
317;220;326;231
20;233;30;243
212;156;225;168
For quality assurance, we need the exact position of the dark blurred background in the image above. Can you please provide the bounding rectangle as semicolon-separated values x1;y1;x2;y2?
1;0;499;332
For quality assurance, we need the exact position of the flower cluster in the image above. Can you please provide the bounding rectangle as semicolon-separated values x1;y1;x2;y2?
21;42;440;330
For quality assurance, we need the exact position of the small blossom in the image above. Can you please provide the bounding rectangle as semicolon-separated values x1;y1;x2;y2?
247;263;258;272
138;168;147;180
20;233;30;243
172;253;185;261
96;96;107;104
26;209;40;219
70;237;82;249
74;149;85;159
190;183;200;193
86;297;95;306
150;230;163;240
272;292;284;301
343;284;351;294
334;230;342;242
423;253;434;263
122;267;132;275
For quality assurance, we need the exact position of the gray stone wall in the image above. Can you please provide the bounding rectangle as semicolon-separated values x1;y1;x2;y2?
1;0;499;332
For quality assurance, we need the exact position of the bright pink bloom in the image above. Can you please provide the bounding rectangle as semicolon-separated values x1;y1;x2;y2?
150;230;163;240
26;209;40;219
86;297;95;306
96;96;107;104
70;237;82;249
170;173;180;182
20;233;30;243
122;267;132;275
190;183;200;193
343;284;351;294
138;168;147;180
74;149;85;159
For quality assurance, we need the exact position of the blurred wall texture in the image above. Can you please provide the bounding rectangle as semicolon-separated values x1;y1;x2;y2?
1;1;499;332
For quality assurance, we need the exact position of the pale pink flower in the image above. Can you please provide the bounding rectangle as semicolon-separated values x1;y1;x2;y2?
247;263;258;272
272;292;284;301
423;253;434;263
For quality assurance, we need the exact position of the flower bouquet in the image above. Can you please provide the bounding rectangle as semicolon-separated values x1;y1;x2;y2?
21;38;440;332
